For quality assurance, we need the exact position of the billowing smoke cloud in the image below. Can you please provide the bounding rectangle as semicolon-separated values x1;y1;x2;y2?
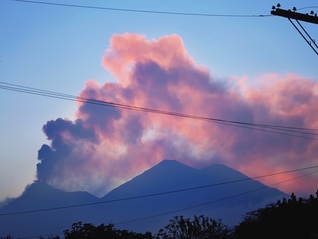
37;33;318;196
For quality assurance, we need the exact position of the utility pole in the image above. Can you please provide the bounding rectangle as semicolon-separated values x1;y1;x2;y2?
271;8;318;24
271;4;318;55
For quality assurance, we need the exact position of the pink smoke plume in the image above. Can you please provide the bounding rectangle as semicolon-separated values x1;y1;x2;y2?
37;33;318;197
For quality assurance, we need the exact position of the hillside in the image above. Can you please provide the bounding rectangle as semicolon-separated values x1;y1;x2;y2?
0;160;287;238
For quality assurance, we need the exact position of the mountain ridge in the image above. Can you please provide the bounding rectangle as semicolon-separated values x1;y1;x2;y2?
0;159;288;238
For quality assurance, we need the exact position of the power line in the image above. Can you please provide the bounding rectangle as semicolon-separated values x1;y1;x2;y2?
18;168;317;239
114;169;318;226
1;164;317;217
11;0;272;18
1;81;318;140
288;18;318;55
271;7;318;24
271;6;318;56
297;6;318;11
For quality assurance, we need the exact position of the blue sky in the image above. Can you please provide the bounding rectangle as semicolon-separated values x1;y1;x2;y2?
1;0;318;203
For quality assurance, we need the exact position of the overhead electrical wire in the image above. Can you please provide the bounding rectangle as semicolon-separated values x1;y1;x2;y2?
14;168;318;239
1;1;316;237
2;83;318;236
297;6;318;11
115;169;318;226
1;81;318;140
0;164;317;217
10;0;272;18
288;18;318;55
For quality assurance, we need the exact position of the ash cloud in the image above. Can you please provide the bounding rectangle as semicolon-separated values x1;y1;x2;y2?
36;33;318;196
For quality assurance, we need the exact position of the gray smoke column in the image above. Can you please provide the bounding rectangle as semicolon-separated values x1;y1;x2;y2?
36;33;318;196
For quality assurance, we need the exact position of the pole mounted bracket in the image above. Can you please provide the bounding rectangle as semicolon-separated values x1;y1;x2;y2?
271;5;318;55
271;8;318;24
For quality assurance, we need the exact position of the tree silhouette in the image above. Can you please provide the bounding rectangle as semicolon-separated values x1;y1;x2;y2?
0;236;13;239
63;221;152;239
155;215;230;239
233;190;318;239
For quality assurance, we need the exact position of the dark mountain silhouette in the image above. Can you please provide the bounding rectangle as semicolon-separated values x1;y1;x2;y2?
0;182;99;238
0;160;288;238
101;160;287;232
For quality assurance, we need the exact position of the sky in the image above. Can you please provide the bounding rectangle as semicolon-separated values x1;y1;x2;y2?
1;0;318;204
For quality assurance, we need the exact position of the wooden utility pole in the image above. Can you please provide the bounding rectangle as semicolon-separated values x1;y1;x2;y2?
271;8;318;24
271;5;318;55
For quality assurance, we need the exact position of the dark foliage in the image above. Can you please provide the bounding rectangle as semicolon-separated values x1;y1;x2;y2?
63;222;153;239
155;215;230;239
233;190;318;239
39;236;61;239
0;236;13;239
0;235;61;239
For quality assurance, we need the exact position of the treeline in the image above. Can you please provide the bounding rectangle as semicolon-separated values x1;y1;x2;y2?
2;190;318;239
